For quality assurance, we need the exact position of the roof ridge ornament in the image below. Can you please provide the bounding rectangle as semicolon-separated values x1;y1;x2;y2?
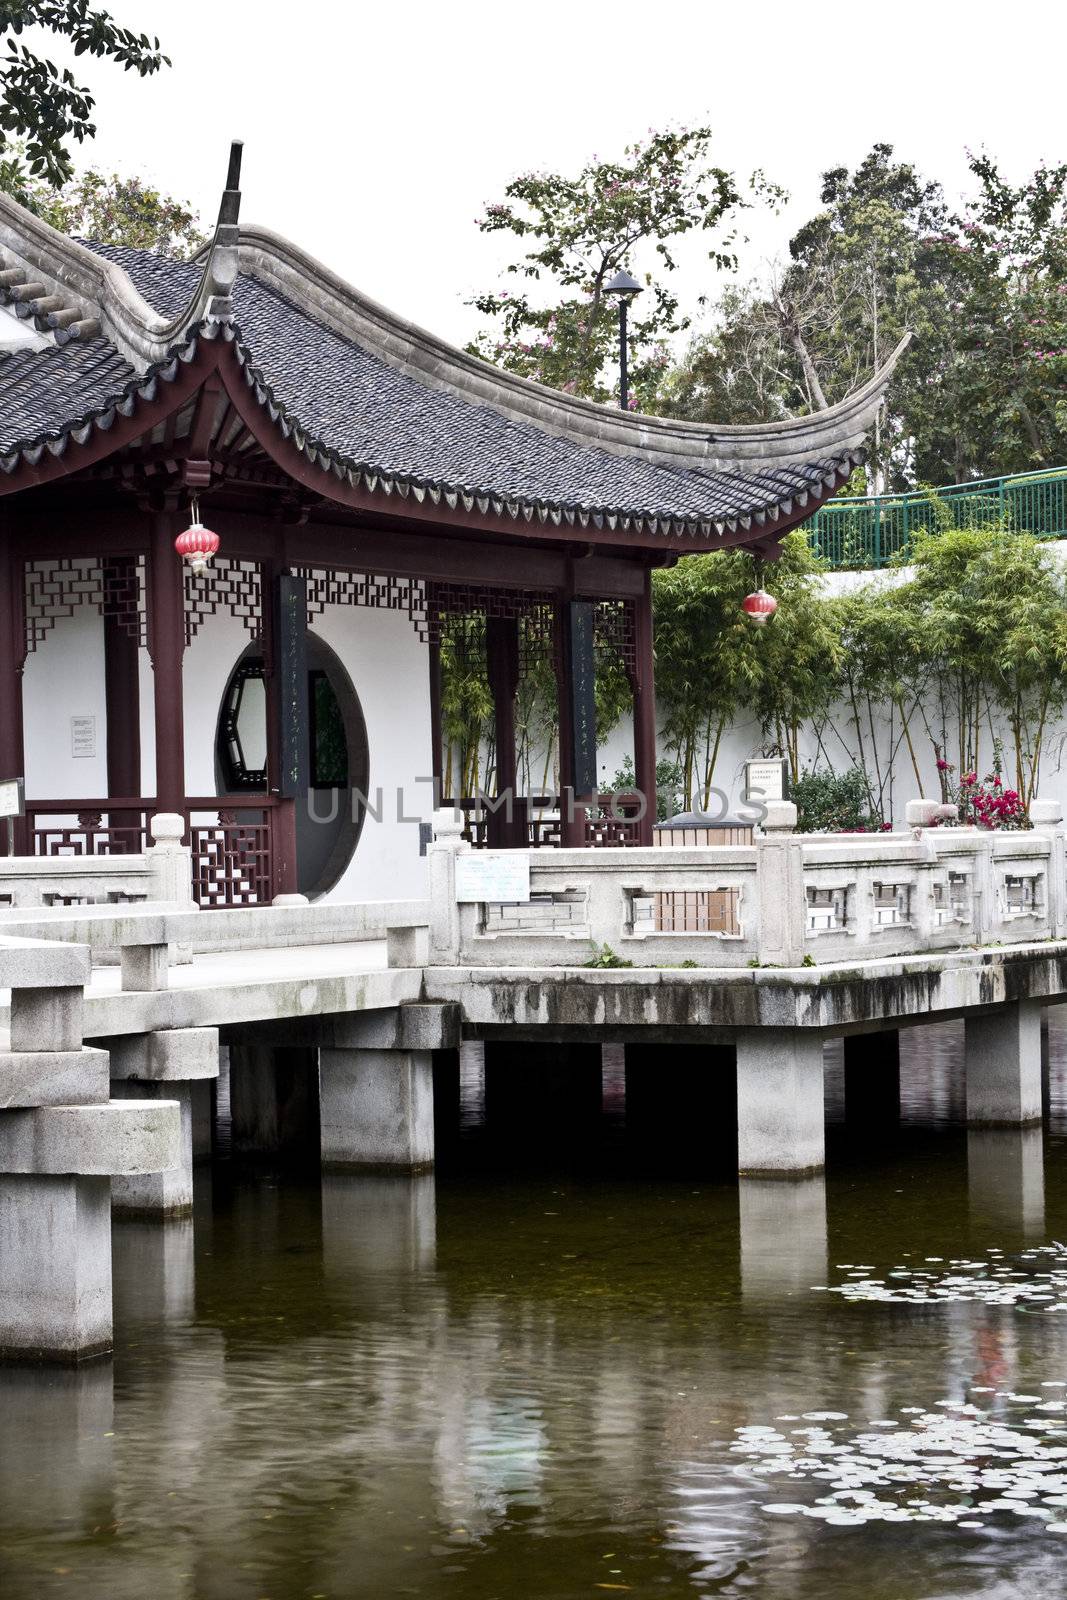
198;140;243;327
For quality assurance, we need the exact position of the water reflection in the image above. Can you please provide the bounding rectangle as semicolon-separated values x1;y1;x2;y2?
112;1217;196;1327
739;1176;827;1299
0;1365;114;1535
321;1173;437;1281
5;1017;1067;1597
968;1127;1047;1240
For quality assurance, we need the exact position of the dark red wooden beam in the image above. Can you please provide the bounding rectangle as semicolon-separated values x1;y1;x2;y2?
11;503;652;597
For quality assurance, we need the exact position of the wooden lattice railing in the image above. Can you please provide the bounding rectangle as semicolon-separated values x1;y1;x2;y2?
24;795;277;908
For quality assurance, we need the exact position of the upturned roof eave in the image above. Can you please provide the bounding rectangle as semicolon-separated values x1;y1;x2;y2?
237;221;911;473
0;322;862;544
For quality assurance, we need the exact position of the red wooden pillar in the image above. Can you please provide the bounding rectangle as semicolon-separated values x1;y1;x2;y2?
486;614;522;848
632;570;657;845
148;513;186;820
0;539;27;852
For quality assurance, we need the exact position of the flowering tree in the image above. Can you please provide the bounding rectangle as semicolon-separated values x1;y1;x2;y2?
468;127;782;409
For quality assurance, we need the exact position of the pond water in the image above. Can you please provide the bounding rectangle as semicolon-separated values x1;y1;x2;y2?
5;1018;1067;1598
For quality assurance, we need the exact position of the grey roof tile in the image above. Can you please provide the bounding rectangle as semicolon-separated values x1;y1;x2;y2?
0;239;857;529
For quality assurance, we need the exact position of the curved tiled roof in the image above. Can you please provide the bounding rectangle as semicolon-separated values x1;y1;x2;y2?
0;183;910;540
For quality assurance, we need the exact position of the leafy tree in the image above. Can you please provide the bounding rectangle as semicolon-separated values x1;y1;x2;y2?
439;612;632;802
825;582;928;820
468;127;783;409
12;158;206;256
652;532;835;801
0;2;168;189
607;755;685;822
668;144;1067;487
439;615;493;801
889;524;1067;803
747;537;841;780
919;153;1067;481
651;544;759;806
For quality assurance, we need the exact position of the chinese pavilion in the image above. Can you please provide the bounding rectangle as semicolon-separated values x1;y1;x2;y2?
0;145;906;906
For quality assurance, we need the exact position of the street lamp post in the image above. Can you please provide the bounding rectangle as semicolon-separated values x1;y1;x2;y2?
603;268;643;411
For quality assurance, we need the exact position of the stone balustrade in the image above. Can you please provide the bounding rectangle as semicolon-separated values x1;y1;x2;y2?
0;811;194;910
427;800;1067;969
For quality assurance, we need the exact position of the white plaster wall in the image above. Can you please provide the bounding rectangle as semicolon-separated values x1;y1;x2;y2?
22;607;108;799
309;605;433;902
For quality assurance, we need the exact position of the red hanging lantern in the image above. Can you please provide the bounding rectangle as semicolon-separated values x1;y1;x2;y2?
174;498;220;576
742;588;778;626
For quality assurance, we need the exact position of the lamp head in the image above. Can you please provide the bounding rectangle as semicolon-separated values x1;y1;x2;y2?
603;268;643;300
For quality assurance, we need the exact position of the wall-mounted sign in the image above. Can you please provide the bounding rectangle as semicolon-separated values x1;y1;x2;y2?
455;851;531;904
275;574;309;797
0;776;24;817
70;715;97;759
568;599;597;796
745;757;789;802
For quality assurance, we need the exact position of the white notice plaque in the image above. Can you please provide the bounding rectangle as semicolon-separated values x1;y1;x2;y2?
454;851;531;904
0;777;23;817
70;715;97;759
745;758;787;802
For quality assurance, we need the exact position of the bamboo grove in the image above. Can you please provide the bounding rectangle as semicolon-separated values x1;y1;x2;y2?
440;519;1067;825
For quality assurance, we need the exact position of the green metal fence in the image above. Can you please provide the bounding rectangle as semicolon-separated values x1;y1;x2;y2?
806;468;1067;569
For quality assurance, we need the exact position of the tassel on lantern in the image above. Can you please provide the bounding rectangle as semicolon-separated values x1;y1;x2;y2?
742;589;778;625
174;498;220;576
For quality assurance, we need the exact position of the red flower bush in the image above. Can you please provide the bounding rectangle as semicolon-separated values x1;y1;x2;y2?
938;760;1027;829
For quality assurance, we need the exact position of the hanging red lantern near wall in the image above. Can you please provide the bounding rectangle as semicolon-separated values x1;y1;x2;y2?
174;499;220;576
742;588;777;626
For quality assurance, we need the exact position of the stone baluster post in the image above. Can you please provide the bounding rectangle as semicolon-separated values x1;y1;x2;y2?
1030;799;1066;938
147;812;194;904
427;807;469;965
755;800;806;967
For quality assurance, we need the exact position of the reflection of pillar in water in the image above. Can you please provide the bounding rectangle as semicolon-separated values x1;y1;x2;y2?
0;1364;114;1535
112;1216;196;1328
967;1127;1046;1240
739;1175;828;1298
321;1174;437;1281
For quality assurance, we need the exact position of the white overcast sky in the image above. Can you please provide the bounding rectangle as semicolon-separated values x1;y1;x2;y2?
53;0;1067;348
